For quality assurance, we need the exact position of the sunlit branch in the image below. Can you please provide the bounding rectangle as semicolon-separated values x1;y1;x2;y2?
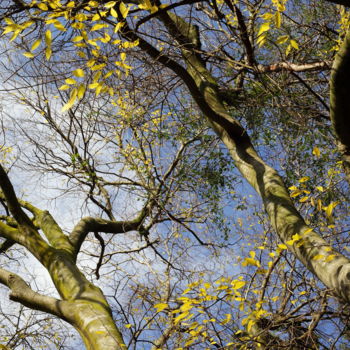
69;216;147;259
0;268;73;323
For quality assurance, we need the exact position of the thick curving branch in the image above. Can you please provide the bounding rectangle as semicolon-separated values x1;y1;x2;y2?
0;268;74;323
19;200;74;254
69;216;146;259
0;165;35;230
0;166;51;262
123;6;350;303
330;29;350;185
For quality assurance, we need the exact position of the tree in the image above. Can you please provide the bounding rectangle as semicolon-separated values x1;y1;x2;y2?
1;0;350;348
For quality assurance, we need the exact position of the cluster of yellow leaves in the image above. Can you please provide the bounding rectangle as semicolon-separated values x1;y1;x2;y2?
241;250;260;268
288;173;340;223
2;0;142;112
152;277;246;348
257;0;287;46
331;6;350;51
0;145;14;165
257;0;299;55
241;306;269;333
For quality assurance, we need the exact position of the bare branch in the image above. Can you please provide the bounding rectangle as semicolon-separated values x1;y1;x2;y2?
256;60;332;73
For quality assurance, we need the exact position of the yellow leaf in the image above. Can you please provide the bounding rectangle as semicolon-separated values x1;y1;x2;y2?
174;311;189;325
221;313;232;325
37;3;48;11
114;22;124;33
119;2;129;18
312;254;324;261
325;254;336;262
324;201;339;218
77;84;86;99
45;30;52;46
277;3;286;11
45;47;52;60
104;1;116;8
62;88;78;111
258;22;270;36
302;228;313;236
286;234;302;246
261;12;274;20
290;39;299;49
74;13;88;21
299;196;309;203
180;303;193;312
31;38;42;51
313;147;321;157
231;280;246;290
316;186;324;192
247;319;255;332
286;43;292;56
292;233;302;241
242;257;260;267
73;69;85;77
124;324;132;328
9;30;21;42
72;36;84;42
298;176;309;183
59;84;70;90
154;302;168;312
65;78;76;84
278;243;287;250
77;51;87;58
89;82;100;89
52;20;66;31
290;190;302;197
120;52;126;61
275;11;281;28
23;52;35;58
72;22;85;30
111;7;118;17
91;13;101;21
91;23;109;31
276;35;289;44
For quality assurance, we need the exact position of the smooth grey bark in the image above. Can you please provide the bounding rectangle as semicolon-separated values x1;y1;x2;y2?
118;6;350;303
0;165;131;350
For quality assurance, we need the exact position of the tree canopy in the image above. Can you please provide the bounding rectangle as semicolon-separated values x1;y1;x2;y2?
1;0;350;349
